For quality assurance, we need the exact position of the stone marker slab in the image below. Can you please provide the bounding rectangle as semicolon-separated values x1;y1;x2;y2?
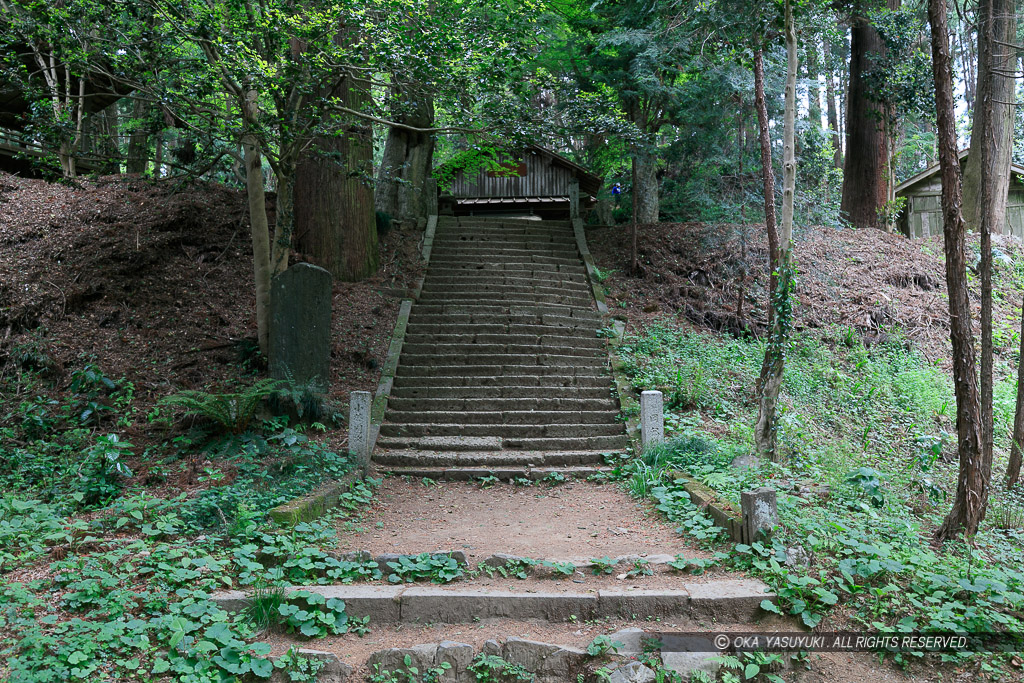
503;638;587;681
640;390;664;448
270;262;332;391
741;487;778;543
349;390;371;474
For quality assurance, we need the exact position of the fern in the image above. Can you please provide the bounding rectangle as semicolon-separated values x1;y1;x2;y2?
159;379;283;434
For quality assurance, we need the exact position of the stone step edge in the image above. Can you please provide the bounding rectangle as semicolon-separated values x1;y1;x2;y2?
212;578;775;624
370;465;612;480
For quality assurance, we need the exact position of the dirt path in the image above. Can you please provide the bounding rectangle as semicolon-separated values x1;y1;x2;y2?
336;478;707;563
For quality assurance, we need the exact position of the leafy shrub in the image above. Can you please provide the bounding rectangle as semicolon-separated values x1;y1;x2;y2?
159;378;282;434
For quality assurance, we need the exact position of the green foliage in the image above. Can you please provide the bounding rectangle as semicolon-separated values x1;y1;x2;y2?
386;553;465;584
159;379;283;434
277;590;359;638
585;635;624;657
844;467;889;509
433;146;517;192
590;556;618;575
372;659;452;683
540;560;576;577
482;557;537;580
467;653;534;682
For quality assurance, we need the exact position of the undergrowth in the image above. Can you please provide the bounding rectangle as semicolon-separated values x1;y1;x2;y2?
615;321;1024;676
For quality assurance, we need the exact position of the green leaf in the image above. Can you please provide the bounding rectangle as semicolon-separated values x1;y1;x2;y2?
760;599;782;614
250;658;274;678
67;651;88;665
744;662;760;679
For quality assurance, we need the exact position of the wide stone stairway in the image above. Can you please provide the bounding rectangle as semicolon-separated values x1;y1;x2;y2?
374;216;628;475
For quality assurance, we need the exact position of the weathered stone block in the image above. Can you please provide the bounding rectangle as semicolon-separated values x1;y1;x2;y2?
367;644;438;678
349;390;371;473
685;578;774;622
607;661;657;683
502;638;587;681
269;263;332;391
436;641;474;682
270;649;352;683
640;390;663;448
399;588;598;623
741;487;778;543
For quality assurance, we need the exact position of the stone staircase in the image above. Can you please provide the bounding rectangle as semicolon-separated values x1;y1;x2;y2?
374;216;628;473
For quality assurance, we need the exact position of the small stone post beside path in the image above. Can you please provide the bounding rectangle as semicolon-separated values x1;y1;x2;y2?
640;390;664;450
349;390;371;476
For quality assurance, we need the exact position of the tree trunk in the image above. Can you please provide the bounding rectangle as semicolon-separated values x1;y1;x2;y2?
375;87;435;224
754;5;798;462
961;0;1016;235
753;48;779;328
964;0;1016;483
630;155;639;274
928;0;988;541
1008;305;1024;487
126;98;149;175
633;150;659;223
840;1;893;230
294;76;378;281
806;39;822;128
824;37;844;169
242;115;272;355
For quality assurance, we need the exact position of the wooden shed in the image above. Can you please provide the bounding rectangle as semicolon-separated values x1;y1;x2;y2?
896;150;1024;239
439;145;603;219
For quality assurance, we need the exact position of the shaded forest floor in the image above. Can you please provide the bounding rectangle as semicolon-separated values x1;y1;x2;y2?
0;172;422;486
588;221;1024;370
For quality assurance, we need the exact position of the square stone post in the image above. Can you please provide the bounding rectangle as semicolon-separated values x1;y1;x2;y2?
569;178;580;222
640;390;664;449
349;391;372;476
741;487;778;543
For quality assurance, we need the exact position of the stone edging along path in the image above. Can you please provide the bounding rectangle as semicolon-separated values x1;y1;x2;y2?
212;578;774;625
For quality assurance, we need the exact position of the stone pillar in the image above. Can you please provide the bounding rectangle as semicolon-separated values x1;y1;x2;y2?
425;178;438;216
569;178;580;222
269;263;332;391
640;390;664;449
741;487;778;543
349;390;371;476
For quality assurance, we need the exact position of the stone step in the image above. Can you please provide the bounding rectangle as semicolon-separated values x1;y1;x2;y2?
407;313;601;329
428;254;583;268
387;395;617;412
385;407;619;424
211;579;774;624
400;343;605;358
373;450;610;467
393;374;611;388
397;353;607;369
416;294;596;308
390;385;614;399
427;263;587;276
439;221;572;232
430;245;579;259
421;276;592;291
413;302;597;315
402;323;602;338
379;422;624;438
419;282;593;297
433;234;578;247
402;333;605;349
376;434;629;451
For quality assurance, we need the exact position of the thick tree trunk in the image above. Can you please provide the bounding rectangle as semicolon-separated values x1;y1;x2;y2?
126;98;149;175
294;77;378;281
375;88;435;224
962;0;1016;235
824;37;844;169
753;49;779;327
754;6;798;461
633;150;659;223
840;2;893;230
928;0;988;541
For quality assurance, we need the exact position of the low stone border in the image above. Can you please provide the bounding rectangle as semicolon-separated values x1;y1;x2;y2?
212;578;774;624
573;218;640;449
267;470;365;526
370;298;413;439
668;470;755;543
